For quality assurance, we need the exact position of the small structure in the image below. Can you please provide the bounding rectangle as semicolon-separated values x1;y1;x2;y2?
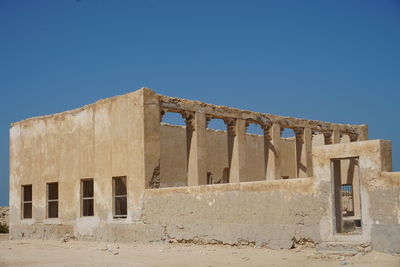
9;88;400;253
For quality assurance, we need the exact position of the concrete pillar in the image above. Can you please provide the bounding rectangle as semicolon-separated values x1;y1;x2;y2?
293;128;304;178
296;128;313;178
266;123;281;180
227;119;246;183
263;127;270;180
332;159;343;233
186;112;207;186
294;127;313;178
226;118;235;183
351;158;361;218
358;125;368;141
304;127;313;177
333;129;340;144
323;131;333;145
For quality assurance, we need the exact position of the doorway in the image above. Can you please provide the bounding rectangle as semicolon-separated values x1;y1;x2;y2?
331;157;362;234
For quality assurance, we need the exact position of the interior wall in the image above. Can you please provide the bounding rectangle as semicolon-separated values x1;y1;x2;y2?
244;134;265;182
160;124;188;187
206;129;229;183
280;138;296;179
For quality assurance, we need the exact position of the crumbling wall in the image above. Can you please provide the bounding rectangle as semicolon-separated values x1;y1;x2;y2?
8;179;330;247
143;179;328;249
369;172;400;253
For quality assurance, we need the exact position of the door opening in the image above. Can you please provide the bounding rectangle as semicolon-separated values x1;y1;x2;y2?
331;157;362;235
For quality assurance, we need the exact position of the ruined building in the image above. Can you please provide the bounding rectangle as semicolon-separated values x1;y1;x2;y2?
9;88;400;253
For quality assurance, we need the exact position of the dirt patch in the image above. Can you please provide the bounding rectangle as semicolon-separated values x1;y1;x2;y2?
0;238;399;267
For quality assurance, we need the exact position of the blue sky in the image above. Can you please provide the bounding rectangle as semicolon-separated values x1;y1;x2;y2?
0;0;399;206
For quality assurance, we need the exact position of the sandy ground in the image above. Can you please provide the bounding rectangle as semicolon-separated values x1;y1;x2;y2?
0;234;399;267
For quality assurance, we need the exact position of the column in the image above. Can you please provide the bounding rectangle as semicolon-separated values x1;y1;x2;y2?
293;128;304;178
323;130;333;145
225;118;235;183
266;122;281;180
332;159;343;233
294;127;313;178
263;125;271;180
358;125;368;141
185;112;207;186
332;129;340;144
351;158;361;218
304;127;313;177
226;118;246;183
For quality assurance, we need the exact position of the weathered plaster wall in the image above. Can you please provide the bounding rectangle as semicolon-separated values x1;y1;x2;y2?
160;124;188;188
10;179;330;249
9;89;154;239
143;179;328;249
368;171;400;253
206;129;229;182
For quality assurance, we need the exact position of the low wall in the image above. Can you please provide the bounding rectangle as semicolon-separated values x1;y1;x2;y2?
143;179;328;249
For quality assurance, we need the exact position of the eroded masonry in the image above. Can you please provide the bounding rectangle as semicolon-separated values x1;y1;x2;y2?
9;88;400;253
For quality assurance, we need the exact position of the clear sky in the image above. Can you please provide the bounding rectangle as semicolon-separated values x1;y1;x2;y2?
0;0;399;206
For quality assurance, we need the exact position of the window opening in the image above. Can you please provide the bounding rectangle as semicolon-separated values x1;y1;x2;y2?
113;177;127;218
22;185;32;219
47;182;58;218
81;179;94;216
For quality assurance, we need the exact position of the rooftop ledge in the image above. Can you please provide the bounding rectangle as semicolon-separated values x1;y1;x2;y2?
11;87;367;136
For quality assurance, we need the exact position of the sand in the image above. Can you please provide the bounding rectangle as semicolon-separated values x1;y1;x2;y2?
0;234;399;267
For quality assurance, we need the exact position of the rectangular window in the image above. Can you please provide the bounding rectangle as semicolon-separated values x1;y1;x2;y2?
113;177;127;218
81;179;94;216
47;182;58;218
22;185;32;219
